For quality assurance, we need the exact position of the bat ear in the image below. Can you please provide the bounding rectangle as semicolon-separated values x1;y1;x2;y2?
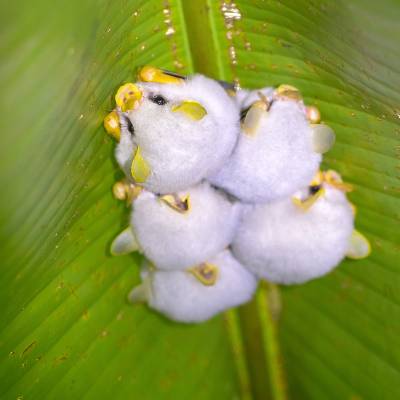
346;229;371;259
103;110;121;141
115;83;142;112
138;65;184;84
171;100;207;120
131;146;151;183
127;280;152;304
188;263;219;286
311;124;336;154
110;227;139;256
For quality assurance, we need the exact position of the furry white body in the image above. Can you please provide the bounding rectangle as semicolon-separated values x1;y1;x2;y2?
232;185;354;284
131;182;241;270
116;74;240;194
140;250;257;323
210;99;321;203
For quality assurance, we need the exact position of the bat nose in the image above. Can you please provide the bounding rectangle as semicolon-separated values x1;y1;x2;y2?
115;83;142;112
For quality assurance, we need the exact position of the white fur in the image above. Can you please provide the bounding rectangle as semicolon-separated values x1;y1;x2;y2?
210;98;321;203
116;74;240;194
232;184;354;284
131;182;241;270
143;250;258;323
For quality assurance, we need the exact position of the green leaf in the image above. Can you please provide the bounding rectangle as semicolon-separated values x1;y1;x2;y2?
1;1;399;399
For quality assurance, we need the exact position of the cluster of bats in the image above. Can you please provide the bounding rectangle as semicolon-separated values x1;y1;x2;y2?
103;66;370;323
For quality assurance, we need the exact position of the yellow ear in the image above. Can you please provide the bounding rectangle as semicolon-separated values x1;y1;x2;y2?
160;194;190;213
103;110;121;141
188;263;218;286
131;147;151;183
171;100;207;120
346;230;371;259
115;83;142;112
138;65;184;84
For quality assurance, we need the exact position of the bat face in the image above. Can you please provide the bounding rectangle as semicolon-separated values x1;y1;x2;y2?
128;250;257;323
113;72;239;194
130;182;242;271
292;170;353;212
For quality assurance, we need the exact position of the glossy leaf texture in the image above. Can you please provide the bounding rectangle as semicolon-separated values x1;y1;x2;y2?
0;1;399;400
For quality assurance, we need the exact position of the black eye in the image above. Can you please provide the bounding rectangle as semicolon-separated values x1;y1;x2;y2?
309;185;321;195
127;118;134;135
149;94;167;106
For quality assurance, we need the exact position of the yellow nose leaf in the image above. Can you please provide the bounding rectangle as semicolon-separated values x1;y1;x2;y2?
160;194;191;213
138;65;184;84
103;110;121;141
189;263;219;286
312;124;336;154
115;83;142;112
131;147;151;184
171;100;207;120
346;230;371;259
292;187;325;212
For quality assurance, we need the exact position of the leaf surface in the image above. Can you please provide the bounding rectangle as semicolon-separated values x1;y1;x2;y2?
1;1;399;399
